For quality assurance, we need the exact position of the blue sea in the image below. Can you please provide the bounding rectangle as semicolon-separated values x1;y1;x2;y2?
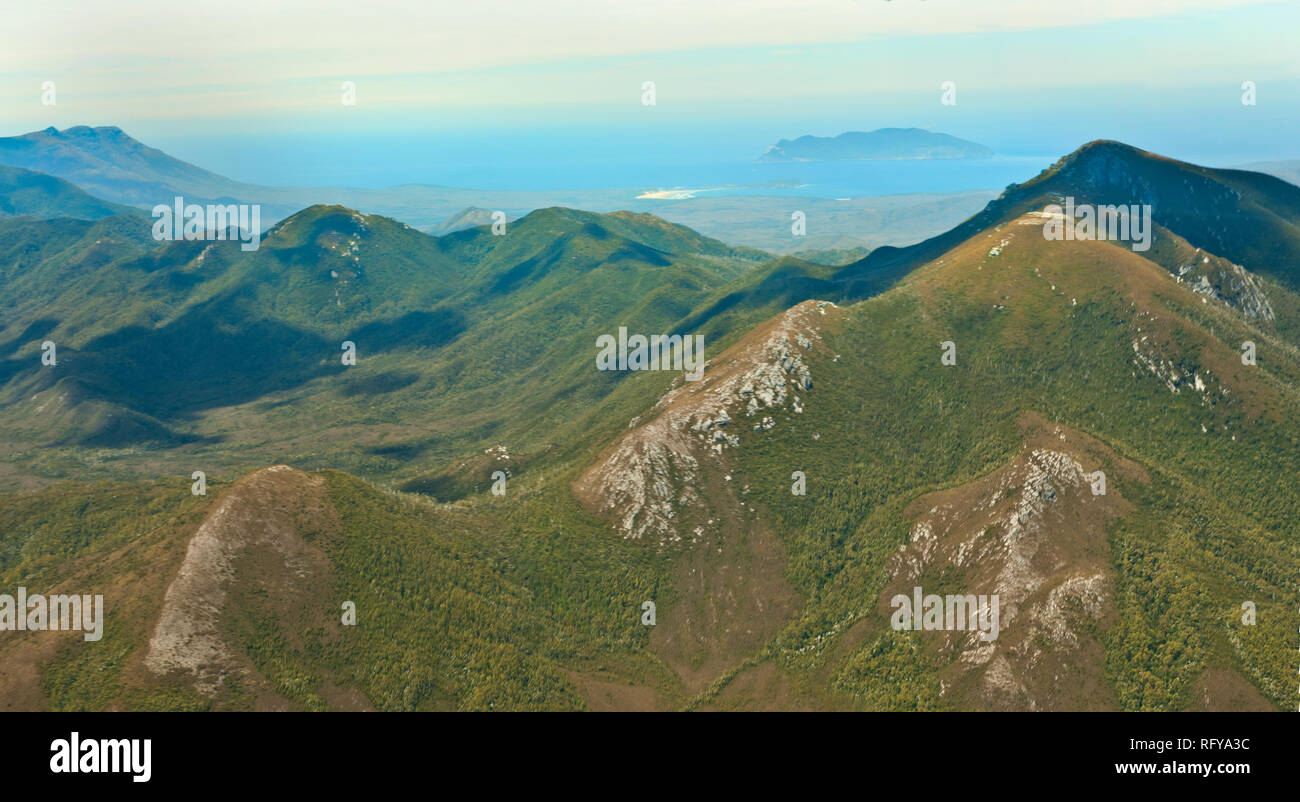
165;129;1056;198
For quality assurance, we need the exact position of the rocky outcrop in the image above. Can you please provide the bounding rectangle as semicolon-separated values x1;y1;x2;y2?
144;465;332;697
575;300;837;543
1174;251;1275;321
881;422;1134;710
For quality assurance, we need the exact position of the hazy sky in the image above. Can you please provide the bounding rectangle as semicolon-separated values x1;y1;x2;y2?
2;0;1297;184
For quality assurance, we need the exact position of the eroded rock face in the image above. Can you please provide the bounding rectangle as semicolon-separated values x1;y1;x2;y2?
882;429;1130;710
145;465;330;697
1175;249;1275;321
574;300;837;543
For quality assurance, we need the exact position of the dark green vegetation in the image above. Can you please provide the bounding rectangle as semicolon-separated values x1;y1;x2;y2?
0;470;668;711
726;228;1298;711
0;141;1296;710
0;203;774;483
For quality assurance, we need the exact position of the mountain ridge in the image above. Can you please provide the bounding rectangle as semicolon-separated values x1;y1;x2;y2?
1;137;1298;710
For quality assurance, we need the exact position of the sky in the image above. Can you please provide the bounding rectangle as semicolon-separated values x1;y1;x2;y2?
2;0;1298;187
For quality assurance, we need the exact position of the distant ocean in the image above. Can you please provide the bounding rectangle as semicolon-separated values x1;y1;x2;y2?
164;130;1056;198
402;154;1056;198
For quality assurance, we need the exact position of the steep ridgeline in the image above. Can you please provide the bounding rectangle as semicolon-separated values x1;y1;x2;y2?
689;141;1300;331
577;192;1300;710
576;299;835;544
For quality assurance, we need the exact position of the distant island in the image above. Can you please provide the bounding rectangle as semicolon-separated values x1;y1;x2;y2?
758;128;993;162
